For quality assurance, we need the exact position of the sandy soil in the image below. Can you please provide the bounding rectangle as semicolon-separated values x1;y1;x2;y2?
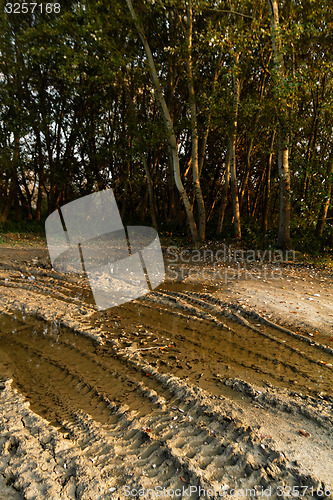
0;242;332;499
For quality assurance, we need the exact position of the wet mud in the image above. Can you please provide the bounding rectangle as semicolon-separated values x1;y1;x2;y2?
0;247;332;498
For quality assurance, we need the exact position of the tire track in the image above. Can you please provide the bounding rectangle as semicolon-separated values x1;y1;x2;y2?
1;314;331;497
1;264;333;496
129;292;333;398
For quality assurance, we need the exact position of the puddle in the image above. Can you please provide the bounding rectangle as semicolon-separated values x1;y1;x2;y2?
0;314;161;429
1;296;332;434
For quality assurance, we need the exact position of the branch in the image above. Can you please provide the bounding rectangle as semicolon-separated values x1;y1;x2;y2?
206;9;253;19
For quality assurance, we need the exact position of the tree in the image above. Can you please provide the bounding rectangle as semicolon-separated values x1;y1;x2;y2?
267;0;292;249
229;51;242;239
316;152;333;238
186;0;206;240
125;0;200;241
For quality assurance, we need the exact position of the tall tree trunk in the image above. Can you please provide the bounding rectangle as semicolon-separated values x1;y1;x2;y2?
186;0;205;240
217;145;231;235
19;170;33;220
35;130;44;221
277;124;291;248
262;129;276;231
315;154;333;238
126;0;199;241
239;138;253;208
267;0;292;249
230;57;242;239
165;15;178;225
36;166;44;221
251;167;266;217
166;150;177;222
17;183;32;220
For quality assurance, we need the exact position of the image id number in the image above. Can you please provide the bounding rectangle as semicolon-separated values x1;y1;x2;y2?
277;486;332;497
5;3;61;14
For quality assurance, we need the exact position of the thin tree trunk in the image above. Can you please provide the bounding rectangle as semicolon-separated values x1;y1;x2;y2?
35;130;44;221
17;183;32;220
277;124;291;248
126;0;199;241
315;154;333;237
217;145;231;235
239;138;253;207
19;170;33;220
36;167;44;221
230;56;242;239
267;0;292;249
262;129;276;231
186;0;205;240
166;150;177;222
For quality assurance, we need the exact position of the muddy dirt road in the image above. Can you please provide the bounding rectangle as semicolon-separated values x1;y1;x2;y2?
0;245;332;499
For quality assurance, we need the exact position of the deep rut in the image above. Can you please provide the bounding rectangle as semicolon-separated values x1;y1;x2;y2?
0;269;333;497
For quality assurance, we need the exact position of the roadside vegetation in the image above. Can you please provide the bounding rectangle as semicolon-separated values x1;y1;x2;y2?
0;0;332;251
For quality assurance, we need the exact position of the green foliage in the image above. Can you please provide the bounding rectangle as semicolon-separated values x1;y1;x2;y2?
0;0;332;247
0;219;45;235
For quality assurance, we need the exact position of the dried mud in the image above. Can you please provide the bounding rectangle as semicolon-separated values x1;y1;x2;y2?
0;245;332;499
